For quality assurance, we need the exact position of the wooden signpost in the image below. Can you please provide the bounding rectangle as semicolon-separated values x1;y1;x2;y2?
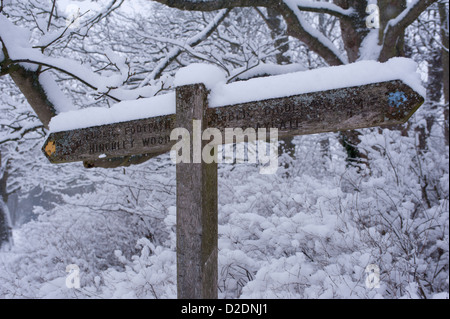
42;78;423;299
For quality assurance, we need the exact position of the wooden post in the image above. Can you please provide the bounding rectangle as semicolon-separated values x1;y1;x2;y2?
175;84;218;299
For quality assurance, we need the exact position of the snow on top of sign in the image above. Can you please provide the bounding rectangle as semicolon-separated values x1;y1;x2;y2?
49;93;175;132
174;63;227;89
49;58;425;132
230;62;307;81
210;58;425;108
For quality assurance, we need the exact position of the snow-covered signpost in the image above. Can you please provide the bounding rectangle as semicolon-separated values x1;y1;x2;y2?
42;60;424;299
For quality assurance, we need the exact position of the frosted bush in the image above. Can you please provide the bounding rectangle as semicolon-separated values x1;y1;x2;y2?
0;111;448;299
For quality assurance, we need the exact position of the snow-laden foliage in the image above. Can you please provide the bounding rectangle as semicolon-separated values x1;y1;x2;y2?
1;106;447;298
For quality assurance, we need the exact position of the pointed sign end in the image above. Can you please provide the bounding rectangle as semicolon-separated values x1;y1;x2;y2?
42;138;57;162
383;81;426;125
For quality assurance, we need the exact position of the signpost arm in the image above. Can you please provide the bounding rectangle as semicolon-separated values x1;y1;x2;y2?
175;83;218;299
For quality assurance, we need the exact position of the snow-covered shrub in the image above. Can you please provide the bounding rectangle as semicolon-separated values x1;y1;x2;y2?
0;108;448;299
0;154;176;298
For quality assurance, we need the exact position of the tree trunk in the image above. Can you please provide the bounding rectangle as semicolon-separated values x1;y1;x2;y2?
0;202;12;250
378;0;408;62
439;2;449;145
266;8;296;162
0;152;12;250
266;8;291;65
334;0;370;63
427;49;443;104
7;66;57;129
335;0;407;164
417;44;443;151
333;0;372;164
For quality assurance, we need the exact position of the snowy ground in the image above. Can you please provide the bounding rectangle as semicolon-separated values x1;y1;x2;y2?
0;124;448;299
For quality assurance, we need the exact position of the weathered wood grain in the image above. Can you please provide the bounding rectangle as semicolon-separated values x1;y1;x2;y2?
175;84;218;299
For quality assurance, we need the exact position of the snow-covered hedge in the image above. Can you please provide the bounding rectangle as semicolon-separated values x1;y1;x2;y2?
1;111;448;298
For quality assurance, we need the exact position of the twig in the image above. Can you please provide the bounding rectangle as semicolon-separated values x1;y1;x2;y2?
47;0;57;32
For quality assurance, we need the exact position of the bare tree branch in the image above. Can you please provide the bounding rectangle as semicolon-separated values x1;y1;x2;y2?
293;0;354;21
0;123;45;145
139;9;230;84
149;0;273;11
151;0;345;65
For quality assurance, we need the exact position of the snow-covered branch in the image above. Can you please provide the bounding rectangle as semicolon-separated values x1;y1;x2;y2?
0;122;44;145
287;0;354;20
379;0;439;62
283;1;346;65
150;0;346;65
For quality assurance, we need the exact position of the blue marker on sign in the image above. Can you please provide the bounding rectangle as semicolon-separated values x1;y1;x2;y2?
388;91;408;108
